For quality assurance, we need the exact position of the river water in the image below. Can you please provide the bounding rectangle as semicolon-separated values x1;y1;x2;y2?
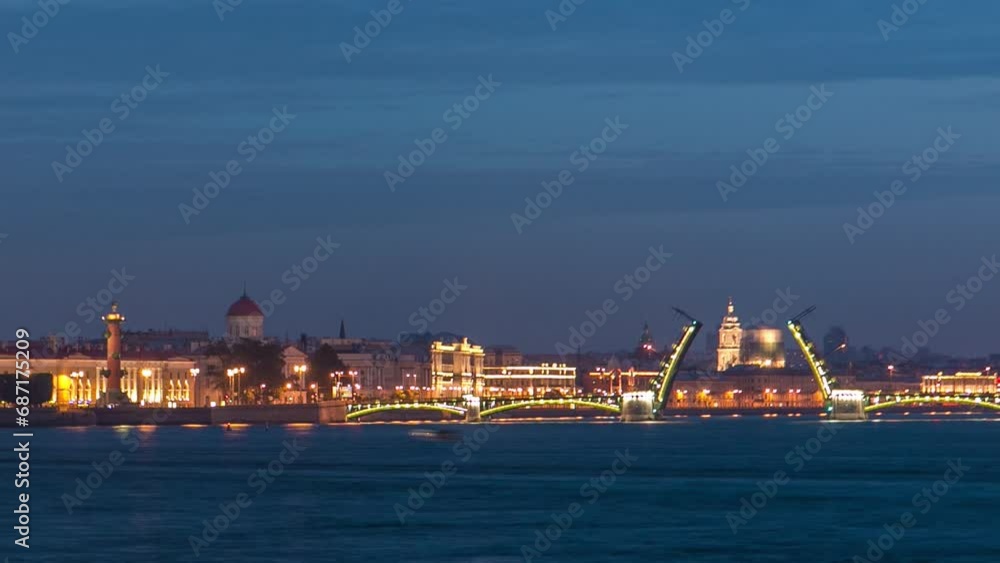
8;416;999;562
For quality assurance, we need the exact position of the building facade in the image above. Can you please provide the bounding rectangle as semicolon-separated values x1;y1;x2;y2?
480;364;577;398
431;338;485;397
921;372;997;394
0;350;199;407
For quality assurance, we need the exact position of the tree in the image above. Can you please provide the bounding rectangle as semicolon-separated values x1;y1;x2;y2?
202;339;284;402
230;339;284;401
310;344;346;400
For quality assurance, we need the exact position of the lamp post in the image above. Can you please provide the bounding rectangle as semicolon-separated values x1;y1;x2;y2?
227;367;246;405
293;364;308;404
259;383;267;405
348;370;358;394
332;370;344;399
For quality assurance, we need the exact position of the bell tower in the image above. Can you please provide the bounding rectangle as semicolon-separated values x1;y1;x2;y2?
716;297;743;372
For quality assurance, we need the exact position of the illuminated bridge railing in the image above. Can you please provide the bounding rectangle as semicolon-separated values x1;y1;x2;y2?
865;394;1000;412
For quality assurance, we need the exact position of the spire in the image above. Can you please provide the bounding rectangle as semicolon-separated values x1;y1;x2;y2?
339;319;347;339
727;296;735;315
242;281;248;298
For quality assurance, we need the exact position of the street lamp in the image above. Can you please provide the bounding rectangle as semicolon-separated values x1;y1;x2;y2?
227;367;246;404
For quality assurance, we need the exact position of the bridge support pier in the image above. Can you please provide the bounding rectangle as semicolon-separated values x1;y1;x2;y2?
829;390;867;421
620;391;654;422
464;396;481;423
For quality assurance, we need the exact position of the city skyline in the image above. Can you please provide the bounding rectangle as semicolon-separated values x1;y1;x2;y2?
4;0;1000;357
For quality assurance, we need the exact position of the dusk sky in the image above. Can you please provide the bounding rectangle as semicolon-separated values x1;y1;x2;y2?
3;0;999;356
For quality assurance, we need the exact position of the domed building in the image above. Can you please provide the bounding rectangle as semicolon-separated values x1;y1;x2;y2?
226;289;264;340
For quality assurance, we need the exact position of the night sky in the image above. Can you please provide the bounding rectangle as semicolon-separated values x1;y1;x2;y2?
2;0;999;356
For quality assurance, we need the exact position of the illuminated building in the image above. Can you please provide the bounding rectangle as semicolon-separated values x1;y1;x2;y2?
921;372;997;394
589;367;659;395
741;328;786;368
717;297;743;372
0;350;198;407
480;364;577;398
226;289;264;340
431;337;484;397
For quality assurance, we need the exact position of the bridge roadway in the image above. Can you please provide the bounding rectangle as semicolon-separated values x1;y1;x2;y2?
343;393;1000;422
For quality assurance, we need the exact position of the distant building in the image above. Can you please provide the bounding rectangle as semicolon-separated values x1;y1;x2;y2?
717;298;786;371
717;298;743;372
431;337;484;397
741;327;786;368
921;372;997;394
225;289;264;340
480;364;577;398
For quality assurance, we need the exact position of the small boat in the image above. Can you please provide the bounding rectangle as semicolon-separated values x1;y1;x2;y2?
408;428;458;442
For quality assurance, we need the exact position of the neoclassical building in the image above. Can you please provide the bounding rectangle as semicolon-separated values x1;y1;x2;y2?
226;290;265;340
0;350;199;407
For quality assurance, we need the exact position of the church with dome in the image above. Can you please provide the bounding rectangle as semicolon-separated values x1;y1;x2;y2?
226;289;264;340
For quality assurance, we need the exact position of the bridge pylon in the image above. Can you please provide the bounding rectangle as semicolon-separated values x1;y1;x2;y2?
829;390;867;421
464;395;481;423
620;391;654;422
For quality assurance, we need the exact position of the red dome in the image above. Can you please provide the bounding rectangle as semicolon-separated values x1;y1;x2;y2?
226;295;263;317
